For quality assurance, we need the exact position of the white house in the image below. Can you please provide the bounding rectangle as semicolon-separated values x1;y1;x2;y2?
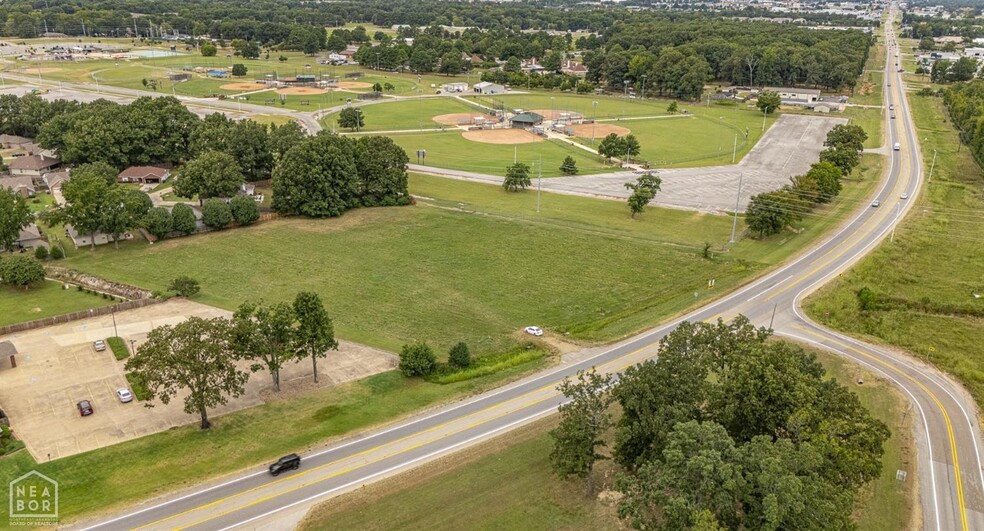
762;86;821;104
66;225;133;248
474;81;505;95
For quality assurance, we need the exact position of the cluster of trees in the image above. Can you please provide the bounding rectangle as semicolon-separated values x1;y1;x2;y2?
927;56;980;84
41;163;153;249
126;291;337;429
550;316;889;529
272;132;410;217
746;124;866;237
942;80;984;168
597;133;640;163
0;187;32;252
904;13;984;40
0;255;45;289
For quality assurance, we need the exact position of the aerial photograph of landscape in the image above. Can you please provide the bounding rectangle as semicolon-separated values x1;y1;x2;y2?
0;0;981;529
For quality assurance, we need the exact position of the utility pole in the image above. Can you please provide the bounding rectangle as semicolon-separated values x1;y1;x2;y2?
729;172;744;243
514;145;517;164
928;149;937;182
761;107;767;132
536;155;542;213
732;134;738;164
768;303;777;330
890;202;900;242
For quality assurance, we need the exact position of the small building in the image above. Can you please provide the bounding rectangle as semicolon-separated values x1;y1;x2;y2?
0;175;36;198
13;224;45;250
8;154;60;177
0;134;33;149
168;72;192;82
118;166;171;184
762;87;821;105
65;224;132;248
474;81;504;95
964;47;984;59
43;170;70;190
561;60;588;78
441;82;469;93
510;112;544;128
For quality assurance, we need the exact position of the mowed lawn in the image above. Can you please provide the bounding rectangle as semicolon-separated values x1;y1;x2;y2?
297;348;912;531
323;97;485;132
388;130;613;176
0;281;115;327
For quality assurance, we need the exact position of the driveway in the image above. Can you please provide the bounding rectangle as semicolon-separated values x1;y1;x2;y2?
0;299;396;460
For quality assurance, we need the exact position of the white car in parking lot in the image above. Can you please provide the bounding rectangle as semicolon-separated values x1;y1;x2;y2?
524;326;544;337
116;388;134;403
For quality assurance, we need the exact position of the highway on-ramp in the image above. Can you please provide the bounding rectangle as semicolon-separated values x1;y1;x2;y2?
75;8;983;531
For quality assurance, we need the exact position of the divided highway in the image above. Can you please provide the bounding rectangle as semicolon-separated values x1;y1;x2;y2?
75;8;983;530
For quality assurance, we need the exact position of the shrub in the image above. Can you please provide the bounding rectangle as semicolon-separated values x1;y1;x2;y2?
168;276;201;297
34;246;48;260
857;286;878;312
399;342;437;377
667;101;678;113
143;207;173;240
126;372;151;401
201;198;233;230
107;336;130;360
230;195;260;226
49;245;64;260
0;256;44;288
171;203;198;235
448;342;471;369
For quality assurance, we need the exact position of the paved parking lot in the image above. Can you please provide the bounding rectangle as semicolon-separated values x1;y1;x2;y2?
0;300;396;460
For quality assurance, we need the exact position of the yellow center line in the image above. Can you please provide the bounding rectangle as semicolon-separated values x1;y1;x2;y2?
135;341;660;530
792;325;969;531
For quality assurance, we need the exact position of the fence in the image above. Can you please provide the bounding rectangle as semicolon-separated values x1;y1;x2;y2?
0;298;160;336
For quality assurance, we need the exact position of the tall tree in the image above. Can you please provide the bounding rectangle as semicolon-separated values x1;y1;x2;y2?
50;170;110;249
174;150;245;204
292;291;338;383
272;132;360;217
231;301;297;392
624;172;661;218
503;162;532;192
125;317;248;429
338;107;365;131
549;370;614;495
756;90;781;114
0;188;32;251
353;136;410;206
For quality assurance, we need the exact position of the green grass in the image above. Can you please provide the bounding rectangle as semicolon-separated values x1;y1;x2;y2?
107;336;129;360
0;281;115;327
0;363;546;523
323;97;484;132
388;130;613;177
125;372;151;401
297;346;911;531
806;93;984;405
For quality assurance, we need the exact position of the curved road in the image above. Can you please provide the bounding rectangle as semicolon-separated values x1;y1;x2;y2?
72;8;983;530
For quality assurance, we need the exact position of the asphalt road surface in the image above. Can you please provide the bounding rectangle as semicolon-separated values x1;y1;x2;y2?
72;9;982;530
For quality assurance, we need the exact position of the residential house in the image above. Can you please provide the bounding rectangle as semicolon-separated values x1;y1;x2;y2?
118;166;171;184
0;134;32;149
13;224;45;251
474;81;505;94
43;171;70;190
762;86;821;105
8;154;61;179
0;175;36;198
65;224;132;248
561;60;588;78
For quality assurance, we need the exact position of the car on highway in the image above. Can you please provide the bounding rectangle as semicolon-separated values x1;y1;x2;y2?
889;104;894;110
891;113;896;119
77;400;94;416
524;326;544;337
269;454;301;476
893;142;900;151
116;388;134;403
93;339;106;352
871;200;880;207
901;192;909;200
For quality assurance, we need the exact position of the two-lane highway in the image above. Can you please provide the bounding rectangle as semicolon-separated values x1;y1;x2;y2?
76;6;983;530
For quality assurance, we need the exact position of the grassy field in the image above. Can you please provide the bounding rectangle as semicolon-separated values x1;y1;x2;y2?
0;280;115;327
844;106;884;149
323;97;483;132
0;362;549;522
806;92;984;404
297;347;913;531
388;130;613;176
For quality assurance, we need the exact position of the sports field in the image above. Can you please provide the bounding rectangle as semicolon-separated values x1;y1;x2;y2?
322;97;485;132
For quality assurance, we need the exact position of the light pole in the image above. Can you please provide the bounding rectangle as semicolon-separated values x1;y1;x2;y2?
761;107;767;132
536;155;542;213
641;74;647;100
417;89;423;129
592;100;598;142
928;148;937;182
729;172;744;243
375;52;380;72
550;96;554;122
732;134;738;164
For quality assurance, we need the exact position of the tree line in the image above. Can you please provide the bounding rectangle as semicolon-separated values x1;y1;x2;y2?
126;291;337;429
942;80;984;170
549;316;889;529
745;123;867;237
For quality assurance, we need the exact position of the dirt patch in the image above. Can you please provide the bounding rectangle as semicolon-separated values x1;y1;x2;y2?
462;129;544;145
221;82;268;91
567;123;631;138
277;86;328;95
337;81;373;90
857;81;874;96
433;113;489;125
18;67;62;74
530;109;581;120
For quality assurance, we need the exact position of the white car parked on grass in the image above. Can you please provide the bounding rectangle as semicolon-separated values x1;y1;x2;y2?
524;326;544;337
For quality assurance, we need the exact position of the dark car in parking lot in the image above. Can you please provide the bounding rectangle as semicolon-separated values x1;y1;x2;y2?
76;400;93;416
269;454;301;476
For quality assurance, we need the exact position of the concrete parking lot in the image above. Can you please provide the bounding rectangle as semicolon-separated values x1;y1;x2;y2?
0;300;396;460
